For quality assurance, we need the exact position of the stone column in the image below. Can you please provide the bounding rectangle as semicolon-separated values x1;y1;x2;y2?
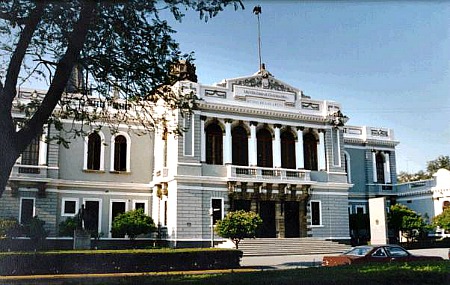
38;125;48;165
384;152;391;183
273;124;281;168
318;130;326;170
200;116;206;162
296;127;304;169
224;120;232;164
276;201;285;238
372;151;377;183
249;121;258;166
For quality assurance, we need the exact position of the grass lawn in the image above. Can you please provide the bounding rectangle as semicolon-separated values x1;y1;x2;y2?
3;261;448;285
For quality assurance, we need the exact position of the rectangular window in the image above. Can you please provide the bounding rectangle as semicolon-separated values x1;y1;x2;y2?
19;135;40;174
183;115;194;156
62;198;78;216
20;198;35;224
356;206;366;214
310;201;321;226
211;198;223;225
133;200;148;214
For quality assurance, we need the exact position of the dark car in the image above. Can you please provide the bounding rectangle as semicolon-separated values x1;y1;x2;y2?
322;245;443;267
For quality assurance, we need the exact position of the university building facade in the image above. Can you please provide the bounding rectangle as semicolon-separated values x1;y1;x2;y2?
2;65;402;246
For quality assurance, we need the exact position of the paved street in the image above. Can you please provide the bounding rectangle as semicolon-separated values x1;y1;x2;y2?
241;247;449;270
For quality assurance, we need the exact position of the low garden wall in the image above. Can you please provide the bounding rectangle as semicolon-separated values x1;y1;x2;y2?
0;248;242;275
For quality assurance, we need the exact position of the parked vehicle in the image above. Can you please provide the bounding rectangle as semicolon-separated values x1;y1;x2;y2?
322;245;443;267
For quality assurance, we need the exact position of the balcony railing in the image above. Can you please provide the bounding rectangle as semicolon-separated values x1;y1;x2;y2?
11;164;48;179
227;165;311;183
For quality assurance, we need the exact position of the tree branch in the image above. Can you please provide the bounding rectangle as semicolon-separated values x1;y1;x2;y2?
2;2;45;106
16;1;97;153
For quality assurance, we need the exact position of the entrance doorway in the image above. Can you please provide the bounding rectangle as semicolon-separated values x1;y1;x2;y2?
110;201;126;237
84;200;100;235
258;201;276;238
284;201;300;238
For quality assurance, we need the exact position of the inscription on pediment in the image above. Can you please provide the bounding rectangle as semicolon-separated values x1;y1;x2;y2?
232;77;296;94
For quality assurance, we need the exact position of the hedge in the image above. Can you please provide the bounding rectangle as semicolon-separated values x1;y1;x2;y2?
0;249;242;275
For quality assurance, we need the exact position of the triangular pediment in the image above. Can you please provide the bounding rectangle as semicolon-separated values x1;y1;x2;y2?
216;68;301;96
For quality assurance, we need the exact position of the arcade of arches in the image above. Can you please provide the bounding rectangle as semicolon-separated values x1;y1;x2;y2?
203;118;326;238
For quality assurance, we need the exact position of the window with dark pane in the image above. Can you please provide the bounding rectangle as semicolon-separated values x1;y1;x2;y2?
281;130;296;169
232;126;248;166
205;123;223;165
257;128;273;167
211;198;222;224
303;132;318;171
114;135;127;171
87;132;101;170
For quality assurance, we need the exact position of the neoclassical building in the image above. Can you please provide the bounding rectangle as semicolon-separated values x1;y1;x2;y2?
2;64;403;247
150;64;398;246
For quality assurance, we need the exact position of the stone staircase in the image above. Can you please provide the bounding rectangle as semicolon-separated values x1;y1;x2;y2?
236;238;351;256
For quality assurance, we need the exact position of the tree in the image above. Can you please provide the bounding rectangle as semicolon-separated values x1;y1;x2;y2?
111;208;156;240
215;210;262;249
433;208;450;233
427;155;450;175
388;204;428;243
0;0;244;197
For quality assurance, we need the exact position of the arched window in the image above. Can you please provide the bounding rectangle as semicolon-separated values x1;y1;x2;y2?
205;123;223;165
281;130;296;169
376;152;385;183
303;132;318;171
232;126;248;166
257;128;273;167
114;135;127;171
87;132;101;170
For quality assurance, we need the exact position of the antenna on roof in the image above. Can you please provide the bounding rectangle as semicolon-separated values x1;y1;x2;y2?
253;5;263;71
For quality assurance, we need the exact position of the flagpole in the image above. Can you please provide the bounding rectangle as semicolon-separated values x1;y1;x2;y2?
253;6;262;71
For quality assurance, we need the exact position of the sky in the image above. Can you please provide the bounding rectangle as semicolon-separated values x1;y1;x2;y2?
162;0;450;174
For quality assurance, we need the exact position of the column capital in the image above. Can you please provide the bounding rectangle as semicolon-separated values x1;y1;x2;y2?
200;115;207;121
250;121;258;127
318;129;325;133
296;126;305;131
274;124;282;129
225;119;233;124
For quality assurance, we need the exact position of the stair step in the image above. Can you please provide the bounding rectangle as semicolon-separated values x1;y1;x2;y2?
234;238;351;256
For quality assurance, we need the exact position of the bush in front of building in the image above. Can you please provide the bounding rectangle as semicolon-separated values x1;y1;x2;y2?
433;208;450;234
215;210;262;249
111;209;156;240
0;217;22;239
0;248;242;275
58;217;78;237
388;204;429;244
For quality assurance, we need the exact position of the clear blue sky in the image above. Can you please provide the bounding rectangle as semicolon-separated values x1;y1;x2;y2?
164;0;450;174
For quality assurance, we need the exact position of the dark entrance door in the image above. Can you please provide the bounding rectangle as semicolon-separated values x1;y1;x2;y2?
111;202;126;237
84;200;100;234
284;201;300;238
258;201;276;238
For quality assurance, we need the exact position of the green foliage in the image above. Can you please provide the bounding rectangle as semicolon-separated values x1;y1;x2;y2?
433;208;450;232
388;204;428;243
397;155;450;183
427;155;450;174
111;209;156;240
58;216;78;237
0;217;22;238
0;0;244;196
23;216;48;244
215;210;262;249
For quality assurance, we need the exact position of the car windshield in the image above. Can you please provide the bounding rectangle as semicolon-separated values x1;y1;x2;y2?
344;246;372;256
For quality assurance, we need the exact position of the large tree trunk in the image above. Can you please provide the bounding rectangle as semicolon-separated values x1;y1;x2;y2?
0;110;19;197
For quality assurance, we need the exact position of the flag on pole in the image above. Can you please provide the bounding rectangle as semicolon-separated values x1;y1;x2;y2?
253;5;261;15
